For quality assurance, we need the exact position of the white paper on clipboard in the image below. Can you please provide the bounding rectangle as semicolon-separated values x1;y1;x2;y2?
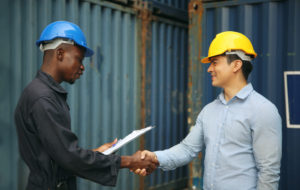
102;126;155;155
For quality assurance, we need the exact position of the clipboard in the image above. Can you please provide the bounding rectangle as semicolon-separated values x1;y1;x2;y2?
102;126;155;155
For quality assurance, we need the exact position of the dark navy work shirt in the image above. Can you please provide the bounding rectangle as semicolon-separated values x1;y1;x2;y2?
14;70;121;190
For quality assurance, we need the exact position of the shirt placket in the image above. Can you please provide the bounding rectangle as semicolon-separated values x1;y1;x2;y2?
209;103;229;190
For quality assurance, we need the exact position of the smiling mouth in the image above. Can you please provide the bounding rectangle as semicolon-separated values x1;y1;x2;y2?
75;73;82;79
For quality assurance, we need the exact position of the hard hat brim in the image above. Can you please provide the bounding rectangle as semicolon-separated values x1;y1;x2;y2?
84;47;94;57
201;56;210;64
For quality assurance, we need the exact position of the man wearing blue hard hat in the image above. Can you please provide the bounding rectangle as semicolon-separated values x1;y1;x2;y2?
14;21;158;190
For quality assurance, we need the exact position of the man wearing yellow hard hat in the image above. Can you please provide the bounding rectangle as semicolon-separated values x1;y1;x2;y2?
135;31;282;190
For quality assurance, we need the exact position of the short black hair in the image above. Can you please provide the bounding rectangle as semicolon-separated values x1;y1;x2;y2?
226;54;253;80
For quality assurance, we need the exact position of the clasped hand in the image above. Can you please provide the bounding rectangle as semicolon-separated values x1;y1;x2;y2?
92;139;159;176
130;150;158;176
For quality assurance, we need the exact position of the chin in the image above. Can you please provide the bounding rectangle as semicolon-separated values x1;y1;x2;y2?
212;82;220;87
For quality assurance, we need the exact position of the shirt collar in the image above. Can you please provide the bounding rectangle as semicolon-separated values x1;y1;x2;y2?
218;83;254;104
37;70;68;95
235;83;253;99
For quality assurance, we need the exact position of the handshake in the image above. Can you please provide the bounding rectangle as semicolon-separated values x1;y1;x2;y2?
122;150;159;176
94;139;159;176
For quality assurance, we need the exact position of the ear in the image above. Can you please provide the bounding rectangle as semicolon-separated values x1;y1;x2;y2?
232;60;243;73
56;48;64;62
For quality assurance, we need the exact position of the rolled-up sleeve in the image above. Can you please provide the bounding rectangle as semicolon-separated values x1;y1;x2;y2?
31;96;121;186
252;102;282;190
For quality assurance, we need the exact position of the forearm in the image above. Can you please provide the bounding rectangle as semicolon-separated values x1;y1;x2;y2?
155;123;204;171
50;147;121;186
155;142;199;170
257;169;280;190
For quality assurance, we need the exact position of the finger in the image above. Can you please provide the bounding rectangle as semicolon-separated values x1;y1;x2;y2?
139;168;146;173
141;151;147;159
153;156;159;166
148;162;157;172
111;138;118;145
107;138;118;148
141;169;147;176
137;168;147;176
136;168;146;176
135;168;141;174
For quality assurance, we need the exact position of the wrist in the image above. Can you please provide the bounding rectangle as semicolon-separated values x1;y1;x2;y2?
120;156;132;168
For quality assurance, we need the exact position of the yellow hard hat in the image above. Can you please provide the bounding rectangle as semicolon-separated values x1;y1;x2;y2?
201;31;257;63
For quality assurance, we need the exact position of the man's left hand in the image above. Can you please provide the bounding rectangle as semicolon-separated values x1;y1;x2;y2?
92;138;118;152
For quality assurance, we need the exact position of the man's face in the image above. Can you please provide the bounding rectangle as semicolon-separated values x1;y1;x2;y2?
207;55;234;88
59;45;85;84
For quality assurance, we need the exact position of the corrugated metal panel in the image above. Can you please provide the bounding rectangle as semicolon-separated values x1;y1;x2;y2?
144;19;189;189
71;2;139;190
142;0;190;22
0;0;16;189
188;0;300;189
2;0;139;190
143;0;189;10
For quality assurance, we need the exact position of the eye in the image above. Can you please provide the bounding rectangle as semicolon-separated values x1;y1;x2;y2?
211;61;217;66
77;56;83;63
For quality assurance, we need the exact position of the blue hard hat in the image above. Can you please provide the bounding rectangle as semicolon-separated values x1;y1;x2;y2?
36;21;94;57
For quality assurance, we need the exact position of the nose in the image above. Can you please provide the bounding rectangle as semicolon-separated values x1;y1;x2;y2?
207;63;213;73
80;64;85;71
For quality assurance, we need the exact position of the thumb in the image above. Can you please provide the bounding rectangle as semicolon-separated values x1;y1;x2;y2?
141;151;146;159
112;138;118;144
108;138;118;147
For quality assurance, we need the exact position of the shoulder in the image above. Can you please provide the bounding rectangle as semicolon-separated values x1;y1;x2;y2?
27;77;55;99
17;77;56;109
248;90;281;121
249;91;278;111
201;99;220;114
195;99;220;122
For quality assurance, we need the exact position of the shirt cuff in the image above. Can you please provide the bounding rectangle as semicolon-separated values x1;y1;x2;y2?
154;151;168;169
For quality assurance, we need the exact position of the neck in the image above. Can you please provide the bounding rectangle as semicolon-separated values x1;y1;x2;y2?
223;80;247;102
41;61;62;83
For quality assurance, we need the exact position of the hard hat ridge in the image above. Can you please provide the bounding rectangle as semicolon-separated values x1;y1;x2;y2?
36;21;94;57
39;38;74;52
225;50;252;62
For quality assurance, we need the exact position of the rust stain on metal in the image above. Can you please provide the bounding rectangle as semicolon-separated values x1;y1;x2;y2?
187;0;204;189
187;0;204;126
188;0;204;62
136;2;152;189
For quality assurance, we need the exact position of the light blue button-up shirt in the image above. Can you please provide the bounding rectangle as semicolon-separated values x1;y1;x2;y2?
155;83;282;190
